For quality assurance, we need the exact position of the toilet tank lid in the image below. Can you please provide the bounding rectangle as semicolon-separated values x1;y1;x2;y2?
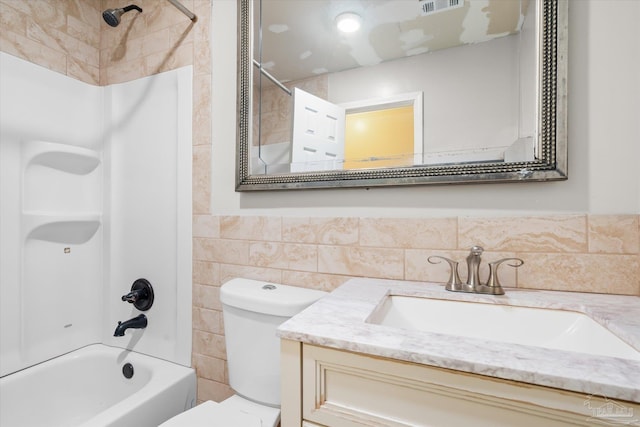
158;401;261;427
220;278;327;317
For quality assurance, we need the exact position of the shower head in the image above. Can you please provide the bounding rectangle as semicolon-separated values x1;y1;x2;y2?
102;4;142;27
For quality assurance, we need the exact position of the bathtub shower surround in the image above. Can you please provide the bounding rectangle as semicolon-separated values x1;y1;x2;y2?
0;53;104;374
0;344;196;427
103;62;193;364
0;51;193;410
1;0;209;413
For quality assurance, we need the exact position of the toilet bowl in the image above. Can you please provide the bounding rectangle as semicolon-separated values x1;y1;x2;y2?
159;278;327;427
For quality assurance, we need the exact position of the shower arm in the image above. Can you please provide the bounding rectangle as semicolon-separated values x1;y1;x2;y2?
167;0;196;22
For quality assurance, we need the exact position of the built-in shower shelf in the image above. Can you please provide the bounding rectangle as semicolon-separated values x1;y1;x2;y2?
23;141;100;174
23;213;101;244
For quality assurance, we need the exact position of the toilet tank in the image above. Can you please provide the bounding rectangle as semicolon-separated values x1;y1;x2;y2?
220;278;327;407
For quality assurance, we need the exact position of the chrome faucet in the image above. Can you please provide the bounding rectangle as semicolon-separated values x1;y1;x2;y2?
113;314;147;336
428;246;523;295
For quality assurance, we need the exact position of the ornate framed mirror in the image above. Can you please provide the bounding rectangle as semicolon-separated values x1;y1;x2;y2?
236;0;567;191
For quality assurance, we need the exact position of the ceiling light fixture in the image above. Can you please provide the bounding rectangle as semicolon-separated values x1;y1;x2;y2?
336;12;362;33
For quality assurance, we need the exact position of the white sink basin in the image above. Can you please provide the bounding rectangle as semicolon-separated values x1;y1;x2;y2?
368;296;640;361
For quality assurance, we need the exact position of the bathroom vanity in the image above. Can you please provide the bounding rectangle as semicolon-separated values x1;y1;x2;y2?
278;279;640;426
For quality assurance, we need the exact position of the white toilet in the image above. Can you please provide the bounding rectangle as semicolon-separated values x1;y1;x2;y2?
160;278;327;427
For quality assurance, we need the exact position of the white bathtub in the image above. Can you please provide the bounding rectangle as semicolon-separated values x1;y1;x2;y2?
0;344;196;427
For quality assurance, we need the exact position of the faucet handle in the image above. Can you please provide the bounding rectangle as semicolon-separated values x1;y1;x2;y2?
428;256;462;290
122;289;144;303
485;258;524;292
121;278;154;311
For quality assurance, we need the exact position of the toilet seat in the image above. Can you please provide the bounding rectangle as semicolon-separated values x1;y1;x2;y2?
158;400;262;427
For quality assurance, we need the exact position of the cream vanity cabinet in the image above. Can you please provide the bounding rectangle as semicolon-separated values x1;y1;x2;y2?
281;340;639;427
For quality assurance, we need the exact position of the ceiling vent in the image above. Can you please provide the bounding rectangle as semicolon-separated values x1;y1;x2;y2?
418;0;464;16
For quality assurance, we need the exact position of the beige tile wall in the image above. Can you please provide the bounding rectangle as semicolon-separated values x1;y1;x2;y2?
3;0;639;406
0;0;102;84
98;0;208;86
0;0;209;87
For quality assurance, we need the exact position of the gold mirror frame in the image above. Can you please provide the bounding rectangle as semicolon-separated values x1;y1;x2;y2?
236;0;567;191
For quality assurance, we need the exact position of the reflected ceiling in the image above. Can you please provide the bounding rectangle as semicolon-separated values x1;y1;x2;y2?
258;0;530;82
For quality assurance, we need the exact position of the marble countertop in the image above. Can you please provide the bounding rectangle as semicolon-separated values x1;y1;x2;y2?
277;278;640;403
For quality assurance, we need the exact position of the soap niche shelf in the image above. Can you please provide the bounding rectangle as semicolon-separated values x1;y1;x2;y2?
23;213;101;244
21;140;102;244
23;141;100;174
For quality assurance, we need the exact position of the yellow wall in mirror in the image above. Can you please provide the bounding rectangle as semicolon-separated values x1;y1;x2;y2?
344;106;414;169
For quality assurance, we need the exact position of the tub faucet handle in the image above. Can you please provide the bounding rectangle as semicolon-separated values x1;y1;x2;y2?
122;289;144;303
121;278;154;311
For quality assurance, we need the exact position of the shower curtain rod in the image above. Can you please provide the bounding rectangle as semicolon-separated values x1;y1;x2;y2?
252;59;292;96
167;0;196;21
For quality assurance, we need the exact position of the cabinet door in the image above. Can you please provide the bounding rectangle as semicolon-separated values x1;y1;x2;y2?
302;344;620;427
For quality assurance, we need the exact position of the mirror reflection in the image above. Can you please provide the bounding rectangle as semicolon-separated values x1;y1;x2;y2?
252;0;537;175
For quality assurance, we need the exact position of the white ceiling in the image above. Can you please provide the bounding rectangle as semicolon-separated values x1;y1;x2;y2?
257;0;531;83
